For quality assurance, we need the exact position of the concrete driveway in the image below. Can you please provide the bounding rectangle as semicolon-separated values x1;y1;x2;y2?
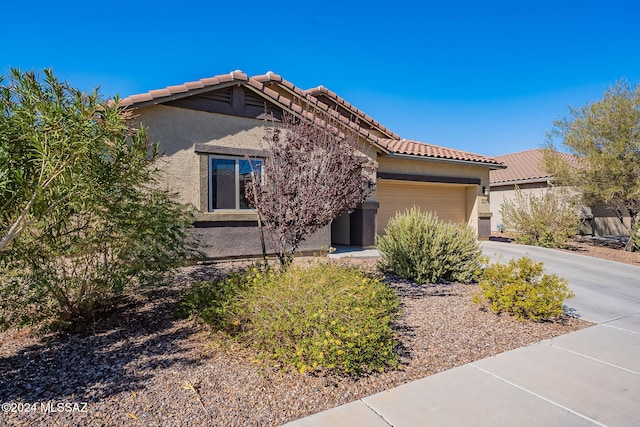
480;240;640;323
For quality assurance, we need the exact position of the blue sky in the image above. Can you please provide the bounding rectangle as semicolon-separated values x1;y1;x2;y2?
3;0;639;157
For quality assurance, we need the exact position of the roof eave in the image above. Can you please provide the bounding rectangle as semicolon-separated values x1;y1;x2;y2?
490;177;550;187
387;152;505;169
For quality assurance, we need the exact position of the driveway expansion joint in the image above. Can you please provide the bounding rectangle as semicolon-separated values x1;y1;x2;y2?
360;398;393;426
469;363;607;427
548;343;640;375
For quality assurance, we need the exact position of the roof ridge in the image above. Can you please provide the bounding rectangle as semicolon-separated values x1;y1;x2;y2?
304;85;400;140
118;70;252;107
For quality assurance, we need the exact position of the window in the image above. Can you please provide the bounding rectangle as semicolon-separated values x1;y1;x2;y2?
209;155;262;211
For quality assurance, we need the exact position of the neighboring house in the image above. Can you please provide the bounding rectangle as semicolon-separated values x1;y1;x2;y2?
490;149;631;237
120;70;505;258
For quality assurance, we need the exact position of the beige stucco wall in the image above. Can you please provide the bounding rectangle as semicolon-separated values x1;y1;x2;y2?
138;104;381;209
136;105;267;208
588;205;631;237
135;104;379;256
489;183;548;232
377;156;490;184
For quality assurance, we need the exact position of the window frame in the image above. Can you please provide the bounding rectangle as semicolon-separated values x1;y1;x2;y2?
208;154;263;212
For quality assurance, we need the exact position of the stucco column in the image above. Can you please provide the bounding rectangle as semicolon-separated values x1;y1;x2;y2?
350;200;379;248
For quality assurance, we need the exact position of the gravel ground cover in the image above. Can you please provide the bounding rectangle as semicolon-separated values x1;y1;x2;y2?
1;256;592;427
563;237;640;266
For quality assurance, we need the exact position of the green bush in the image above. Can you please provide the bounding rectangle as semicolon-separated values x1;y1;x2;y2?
181;262;400;376
0;69;196;331
474;257;574;321
377;207;482;284
178;269;252;332
499;187;581;248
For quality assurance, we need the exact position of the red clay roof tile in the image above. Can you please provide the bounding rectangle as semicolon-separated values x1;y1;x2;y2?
200;77;220;86
148;88;172;98
167;84;189;93
229;70;248;81
129;93;154;103
381;138;502;166
184;81;205;90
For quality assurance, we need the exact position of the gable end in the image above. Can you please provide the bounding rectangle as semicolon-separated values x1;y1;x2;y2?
166;85;283;120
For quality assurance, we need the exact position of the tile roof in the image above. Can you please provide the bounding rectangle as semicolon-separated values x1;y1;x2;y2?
305;86;400;140
118;70;391;153
118;70;502;167
118;70;249;108
490;149;577;184
380;138;504;167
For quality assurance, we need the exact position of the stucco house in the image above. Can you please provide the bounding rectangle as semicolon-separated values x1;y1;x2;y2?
490;149;631;237
120;70;505;258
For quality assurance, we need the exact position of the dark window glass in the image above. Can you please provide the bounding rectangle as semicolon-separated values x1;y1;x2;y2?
211;158;236;209
239;159;263;209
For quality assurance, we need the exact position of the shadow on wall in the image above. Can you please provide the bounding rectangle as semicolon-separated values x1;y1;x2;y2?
590;206;631;237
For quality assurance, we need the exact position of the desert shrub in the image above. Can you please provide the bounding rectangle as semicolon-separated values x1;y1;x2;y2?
474;257;574;321
377;207;482;284
178;269;253;331
181;262;400;376
0;190;196;331
499;187;581;248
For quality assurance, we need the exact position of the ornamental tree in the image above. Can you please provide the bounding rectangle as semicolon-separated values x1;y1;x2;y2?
246;109;375;267
544;79;640;251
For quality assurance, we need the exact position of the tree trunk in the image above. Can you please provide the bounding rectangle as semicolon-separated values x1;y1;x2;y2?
624;212;638;252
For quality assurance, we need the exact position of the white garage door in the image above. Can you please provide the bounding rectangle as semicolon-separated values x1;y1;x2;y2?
376;180;468;235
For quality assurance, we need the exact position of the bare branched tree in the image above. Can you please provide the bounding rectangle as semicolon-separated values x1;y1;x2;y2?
246;109;375;267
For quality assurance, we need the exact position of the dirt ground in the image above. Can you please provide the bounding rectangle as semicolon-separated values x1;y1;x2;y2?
492;234;640;266
562;240;640;266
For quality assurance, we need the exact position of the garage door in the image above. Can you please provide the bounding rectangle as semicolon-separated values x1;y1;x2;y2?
376;180;468;235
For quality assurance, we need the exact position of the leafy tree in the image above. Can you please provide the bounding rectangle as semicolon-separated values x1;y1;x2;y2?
246;110;375;267
545;79;640;250
0;69;98;251
0;69;195;329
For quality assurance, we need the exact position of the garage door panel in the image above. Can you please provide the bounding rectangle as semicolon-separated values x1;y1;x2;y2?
377;180;467;235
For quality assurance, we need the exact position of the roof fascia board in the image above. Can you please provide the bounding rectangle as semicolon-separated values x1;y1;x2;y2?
490;177;550;187
386;152;506;169
378;172;481;185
